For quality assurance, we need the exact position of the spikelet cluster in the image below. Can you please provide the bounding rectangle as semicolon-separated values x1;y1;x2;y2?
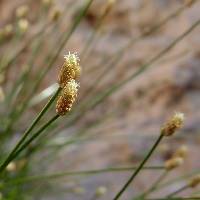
161;112;184;136
58;52;81;88
56;53;81;115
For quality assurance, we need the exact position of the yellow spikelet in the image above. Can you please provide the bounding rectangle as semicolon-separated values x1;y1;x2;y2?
58;52;81;88
161;112;184;136
56;80;79;115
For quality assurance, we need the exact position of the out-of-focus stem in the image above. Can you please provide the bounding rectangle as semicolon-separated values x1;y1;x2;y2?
112;134;164;200
0;88;61;174
6;166;164;185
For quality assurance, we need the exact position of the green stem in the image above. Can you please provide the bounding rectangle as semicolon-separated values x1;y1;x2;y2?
62;17;200;130
112;134;164;200
28;4;189;116
31;0;94;94
10;114;59;161
0;88;61;174
0;22;50;73
80;0;113;61
5;0;94;131
6;166;164;185
0;115;60;173
80;3;187;100
137;171;169;199
143;169;200;198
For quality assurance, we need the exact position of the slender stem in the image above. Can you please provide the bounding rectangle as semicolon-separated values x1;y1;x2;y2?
146;170;200;196
80;4;188;100
34;3;188;106
63;17;200;129
137;171;169;199
0;22;50;73
0;88;61;174
80;0;113;61
112;134;164;200
90;19;200;105
5;0;94;131
30;0;94;94
6;166;164;185
6;114;59;166
167;185;189;198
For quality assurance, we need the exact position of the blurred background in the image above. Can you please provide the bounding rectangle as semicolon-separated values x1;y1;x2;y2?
0;0;200;199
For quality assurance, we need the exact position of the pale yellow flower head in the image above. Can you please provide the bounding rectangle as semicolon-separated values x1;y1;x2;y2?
58;52;81;88
161;112;184;136
56;80;79;115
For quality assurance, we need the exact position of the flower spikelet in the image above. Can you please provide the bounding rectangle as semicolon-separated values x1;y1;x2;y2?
161;112;184;136
56;80;79;115
58;52;81;88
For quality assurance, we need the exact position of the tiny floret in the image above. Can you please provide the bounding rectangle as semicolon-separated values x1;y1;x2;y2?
56;80;79;115
58;52;81;88
64;52;80;67
161;112;184;136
